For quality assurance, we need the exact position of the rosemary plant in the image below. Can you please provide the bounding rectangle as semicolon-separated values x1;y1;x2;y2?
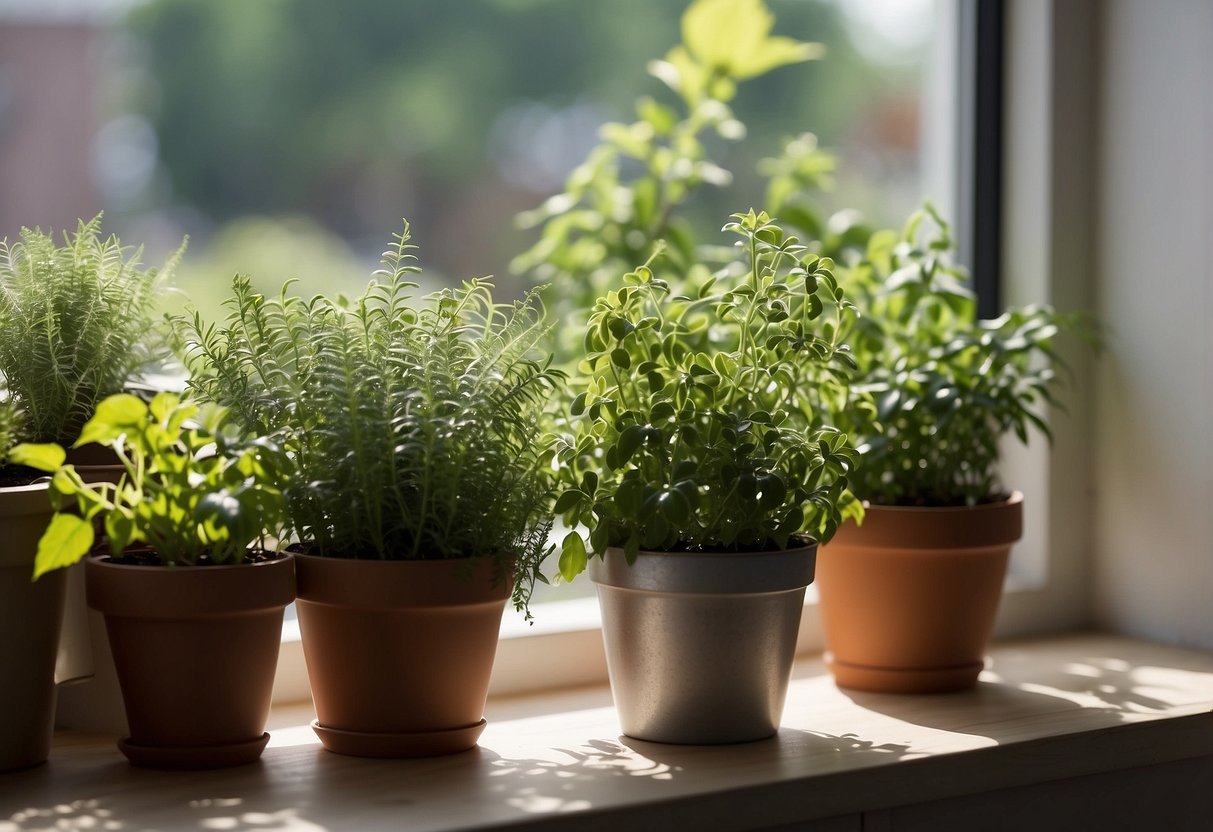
181;224;562;614
0;400;23;468
0;215;182;445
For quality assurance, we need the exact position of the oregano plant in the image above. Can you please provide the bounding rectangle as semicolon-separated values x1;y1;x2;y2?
549;210;861;581
14;392;289;579
835;204;1088;506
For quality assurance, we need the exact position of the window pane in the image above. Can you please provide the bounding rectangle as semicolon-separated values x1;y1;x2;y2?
0;0;950;616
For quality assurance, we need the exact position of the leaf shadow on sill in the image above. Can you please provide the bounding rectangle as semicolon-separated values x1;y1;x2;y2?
1;729;913;831
835;657;1179;741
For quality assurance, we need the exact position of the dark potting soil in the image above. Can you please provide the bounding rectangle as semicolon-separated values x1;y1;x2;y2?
107;548;284;567
0;464;49;488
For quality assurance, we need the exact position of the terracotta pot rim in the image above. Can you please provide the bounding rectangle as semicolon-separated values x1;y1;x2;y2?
295;551;512;608
89;550;290;573
861;490;1024;515
87;551;296;618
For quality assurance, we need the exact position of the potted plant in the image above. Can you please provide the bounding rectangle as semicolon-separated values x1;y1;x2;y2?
0;217;180;771
549;210;861;744
818;205;1086;693
21;392;294;769
181;223;561;758
0;401;66;772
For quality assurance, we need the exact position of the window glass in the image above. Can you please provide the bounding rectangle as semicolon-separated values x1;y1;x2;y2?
0;0;945;615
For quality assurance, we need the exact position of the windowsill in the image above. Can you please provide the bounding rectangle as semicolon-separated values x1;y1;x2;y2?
11;632;1213;831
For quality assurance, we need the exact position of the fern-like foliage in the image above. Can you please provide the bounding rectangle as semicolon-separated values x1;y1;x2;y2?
0;399;24;466
181;223;563;614
0;215;181;444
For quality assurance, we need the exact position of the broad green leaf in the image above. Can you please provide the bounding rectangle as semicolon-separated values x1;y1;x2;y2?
558;533;587;583
8;443;65;472
105;509;135;556
553;490;583;515
75;394;147;447
32;514;95;581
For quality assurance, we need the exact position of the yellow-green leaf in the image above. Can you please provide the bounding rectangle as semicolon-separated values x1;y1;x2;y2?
32;514;95;581
8;443;65;472
558;532;587;583
75;394;147;448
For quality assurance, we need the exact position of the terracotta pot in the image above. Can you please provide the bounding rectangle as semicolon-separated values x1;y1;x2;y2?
86;552;295;769
817;492;1024;693
590;543;816;744
295;554;511;758
0;482;62;772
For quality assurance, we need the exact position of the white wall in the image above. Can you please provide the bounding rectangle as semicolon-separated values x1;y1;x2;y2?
1093;0;1213;648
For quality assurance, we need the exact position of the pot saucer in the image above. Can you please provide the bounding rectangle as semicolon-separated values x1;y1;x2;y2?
826;654;985;694
118;732;270;769
311;718;487;758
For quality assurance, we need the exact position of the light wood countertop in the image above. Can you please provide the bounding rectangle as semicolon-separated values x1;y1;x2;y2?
2;632;1212;831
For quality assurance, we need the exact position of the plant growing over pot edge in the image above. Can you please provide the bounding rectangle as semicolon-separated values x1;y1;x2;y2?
552;209;861;574
816;204;1092;693
180;223;563;756
19;392;295;768
548;210;861;743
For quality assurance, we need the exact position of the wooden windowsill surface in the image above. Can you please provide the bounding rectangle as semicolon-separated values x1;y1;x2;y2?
3;632;1212;831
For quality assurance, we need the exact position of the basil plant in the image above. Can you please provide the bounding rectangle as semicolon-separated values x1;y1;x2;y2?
13;392;289;578
835;204;1089;507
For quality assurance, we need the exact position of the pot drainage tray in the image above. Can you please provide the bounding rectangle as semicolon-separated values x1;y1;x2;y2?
312;718;487;758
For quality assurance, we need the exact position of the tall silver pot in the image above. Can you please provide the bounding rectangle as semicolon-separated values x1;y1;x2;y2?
589;543;816;744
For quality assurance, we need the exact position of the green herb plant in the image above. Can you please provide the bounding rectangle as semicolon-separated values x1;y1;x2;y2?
549;210;862;581
180;223;562;615
0;400;26;469
14;392;289;580
512;0;825;361
836;204;1085;507
0;215;183;445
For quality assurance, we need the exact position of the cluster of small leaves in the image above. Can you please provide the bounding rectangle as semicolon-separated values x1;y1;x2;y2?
13;392;289;578
549;210;862;580
0;214;183;445
835;204;1084;506
512;0;823;363
180;223;563;614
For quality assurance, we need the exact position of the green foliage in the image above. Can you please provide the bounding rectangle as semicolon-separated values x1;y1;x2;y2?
20;392;289;579
0;400;25;466
836;204;1085;506
0;215;182;445
549;210;861;581
180;223;562;614
512;0;824;362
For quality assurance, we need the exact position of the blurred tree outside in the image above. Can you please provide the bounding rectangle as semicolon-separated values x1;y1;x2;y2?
96;0;935;321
